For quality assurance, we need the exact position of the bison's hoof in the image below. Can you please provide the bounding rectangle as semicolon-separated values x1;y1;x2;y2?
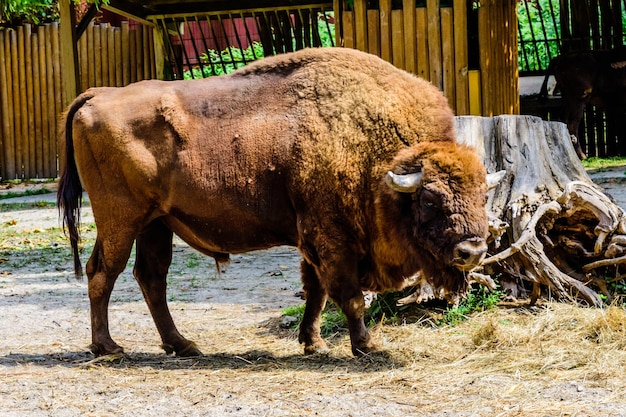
161;342;203;357
303;340;330;355
89;342;124;357
351;342;379;357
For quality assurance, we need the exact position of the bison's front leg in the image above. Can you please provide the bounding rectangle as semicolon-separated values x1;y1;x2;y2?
134;220;202;357
328;283;377;357
306;257;377;357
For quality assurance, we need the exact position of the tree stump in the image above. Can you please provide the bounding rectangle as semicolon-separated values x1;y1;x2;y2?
454;115;626;306
397;115;626;307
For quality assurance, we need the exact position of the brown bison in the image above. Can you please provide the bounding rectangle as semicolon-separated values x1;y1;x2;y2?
539;46;626;159
58;47;491;357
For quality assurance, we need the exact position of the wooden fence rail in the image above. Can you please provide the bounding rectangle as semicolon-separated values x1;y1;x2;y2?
0;22;154;180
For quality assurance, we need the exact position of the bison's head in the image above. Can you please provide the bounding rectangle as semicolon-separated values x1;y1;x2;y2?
376;141;491;293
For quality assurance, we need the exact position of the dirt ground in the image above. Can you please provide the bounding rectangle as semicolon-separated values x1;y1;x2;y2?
2;168;626;416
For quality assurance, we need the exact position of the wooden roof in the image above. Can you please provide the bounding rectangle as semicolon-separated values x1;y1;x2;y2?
103;0;330;21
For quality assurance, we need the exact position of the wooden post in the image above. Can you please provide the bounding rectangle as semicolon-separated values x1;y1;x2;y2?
59;0;79;107
152;25;166;80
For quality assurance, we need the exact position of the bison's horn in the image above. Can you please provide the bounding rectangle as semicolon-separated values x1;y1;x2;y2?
385;171;422;193
486;170;506;190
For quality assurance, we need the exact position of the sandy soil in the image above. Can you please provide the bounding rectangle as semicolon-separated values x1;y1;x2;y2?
1;168;626;416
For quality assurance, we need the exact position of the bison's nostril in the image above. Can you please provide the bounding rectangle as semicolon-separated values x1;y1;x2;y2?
453;239;488;271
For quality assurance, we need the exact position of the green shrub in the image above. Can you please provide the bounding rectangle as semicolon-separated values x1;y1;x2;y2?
439;286;503;326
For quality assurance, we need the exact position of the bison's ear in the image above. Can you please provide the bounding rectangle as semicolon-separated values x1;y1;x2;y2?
385;171;423;193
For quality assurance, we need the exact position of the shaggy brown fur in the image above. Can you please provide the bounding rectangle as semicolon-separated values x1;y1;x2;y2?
58;47;489;358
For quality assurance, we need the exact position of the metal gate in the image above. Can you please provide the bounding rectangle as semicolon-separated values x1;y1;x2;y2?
151;4;335;80
518;0;626;157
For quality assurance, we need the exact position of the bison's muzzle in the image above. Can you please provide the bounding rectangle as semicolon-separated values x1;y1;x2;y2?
451;237;488;271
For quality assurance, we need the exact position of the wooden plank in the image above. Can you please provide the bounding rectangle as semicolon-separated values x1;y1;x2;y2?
38;25;50;177
24;24;35;177
129;27;137;82
115;27;123;86
342;11;355;48
366;9;380;56
426;0;442;89
379;0;392;62
403;0;416;74
45;24;56;177
143;25;151;79
101;24;109;86
152;26;165;80
441;7;455;110
52;22;62;175
107;26;115;86
148;26;156;78
333;0;341;48
135;25;144;81
478;3;491;115
31;31;43;177
79;25;88;92
508;1;519;114
59;0;79;108
354;0;367;51
94;23;102;87
468;69;481;115
87;23;95;88
5;29;17;179
391;10;405;69
13;26;28;178
121;21;130;85
0;30;15;178
416;7;429;80
453;0;468;115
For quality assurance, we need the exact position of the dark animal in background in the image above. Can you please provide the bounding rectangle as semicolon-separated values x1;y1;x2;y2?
540;46;626;159
58;47;493;358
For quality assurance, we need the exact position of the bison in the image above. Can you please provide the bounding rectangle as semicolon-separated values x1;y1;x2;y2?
539;46;626;159
58;47;492;358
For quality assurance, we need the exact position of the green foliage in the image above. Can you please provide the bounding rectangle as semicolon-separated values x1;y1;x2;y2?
282;303;347;337
317;12;335;46
439;287;503;326
366;291;410;325
0;187;52;200
581;156;626;170
0;0;58;26
184;42;265;79
0;0;110;27
183;13;335;80
517;0;561;72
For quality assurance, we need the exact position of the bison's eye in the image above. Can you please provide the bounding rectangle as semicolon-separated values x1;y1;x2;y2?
419;189;442;223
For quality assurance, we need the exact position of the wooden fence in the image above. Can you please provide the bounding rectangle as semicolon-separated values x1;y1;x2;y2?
0;22;154;180
335;0;519;117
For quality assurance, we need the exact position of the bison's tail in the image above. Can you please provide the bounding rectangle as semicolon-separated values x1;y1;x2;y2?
57;90;98;279
539;56;559;102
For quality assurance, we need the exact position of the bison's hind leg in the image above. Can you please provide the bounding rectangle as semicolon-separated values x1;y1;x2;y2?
134;219;202;357
87;234;135;356
298;260;330;355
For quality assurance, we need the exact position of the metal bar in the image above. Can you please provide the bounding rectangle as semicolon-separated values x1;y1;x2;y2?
194;15;214;77
183;16;205;78
206;15;227;74
322;7;335;47
239;12;261;60
230;12;247;66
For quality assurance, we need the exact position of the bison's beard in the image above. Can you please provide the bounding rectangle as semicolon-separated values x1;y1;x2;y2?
418;249;470;294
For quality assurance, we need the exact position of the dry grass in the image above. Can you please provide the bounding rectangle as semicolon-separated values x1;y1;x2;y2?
4;302;625;416
2;194;626;415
